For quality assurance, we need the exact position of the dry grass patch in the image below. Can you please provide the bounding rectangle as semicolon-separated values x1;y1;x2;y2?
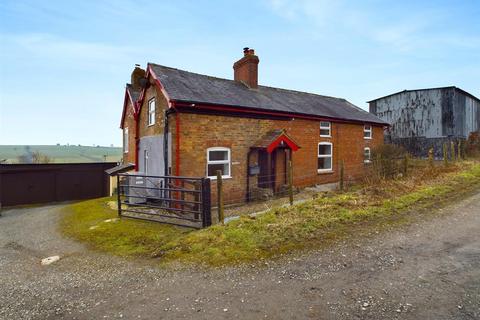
60;160;480;267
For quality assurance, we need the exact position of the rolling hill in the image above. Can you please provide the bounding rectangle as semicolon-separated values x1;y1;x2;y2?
0;145;123;164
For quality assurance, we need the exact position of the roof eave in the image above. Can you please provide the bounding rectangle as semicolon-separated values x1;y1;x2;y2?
119;87;130;129
367;86;480;104
172;99;389;126
120;85;141;129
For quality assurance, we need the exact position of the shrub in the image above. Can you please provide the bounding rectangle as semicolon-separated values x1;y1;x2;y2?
17;150;52;164
466;131;480;157
371;144;407;160
368;144;408;180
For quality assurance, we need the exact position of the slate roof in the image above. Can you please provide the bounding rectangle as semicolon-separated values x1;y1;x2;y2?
149;63;387;125
252;129;285;149
252;129;299;149
105;162;135;175
126;84;140;103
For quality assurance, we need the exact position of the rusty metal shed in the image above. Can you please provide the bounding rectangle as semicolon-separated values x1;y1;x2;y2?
368;86;480;158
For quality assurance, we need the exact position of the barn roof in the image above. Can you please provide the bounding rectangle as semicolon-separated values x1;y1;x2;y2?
148;63;387;125
367;86;480;104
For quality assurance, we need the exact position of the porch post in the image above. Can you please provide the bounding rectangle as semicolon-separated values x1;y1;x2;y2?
267;151;273;191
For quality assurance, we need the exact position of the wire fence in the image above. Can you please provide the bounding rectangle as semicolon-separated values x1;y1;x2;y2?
116;152;469;227
213;155;447;222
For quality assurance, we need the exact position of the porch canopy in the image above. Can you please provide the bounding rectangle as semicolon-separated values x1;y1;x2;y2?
251;129;300;153
105;162;135;176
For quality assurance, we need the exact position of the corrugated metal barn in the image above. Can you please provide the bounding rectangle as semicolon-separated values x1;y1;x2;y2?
369;86;480;158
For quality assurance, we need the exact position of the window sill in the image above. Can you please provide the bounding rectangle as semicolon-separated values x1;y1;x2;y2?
208;176;232;180
320;135;331;138
147;124;155;127
317;170;334;174
364;137;372;140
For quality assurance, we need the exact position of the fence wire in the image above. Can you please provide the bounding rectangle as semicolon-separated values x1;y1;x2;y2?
213;156;419;216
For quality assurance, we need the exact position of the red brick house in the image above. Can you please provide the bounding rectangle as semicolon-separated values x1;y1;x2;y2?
120;48;387;204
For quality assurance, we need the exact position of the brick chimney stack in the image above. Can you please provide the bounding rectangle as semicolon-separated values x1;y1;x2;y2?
131;64;146;90
233;47;259;89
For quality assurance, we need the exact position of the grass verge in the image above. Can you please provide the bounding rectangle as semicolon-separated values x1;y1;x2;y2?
60;161;480;266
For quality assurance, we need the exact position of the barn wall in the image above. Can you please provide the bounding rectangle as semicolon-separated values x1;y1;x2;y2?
373;90;443;140
441;87;456;137
461;93;480;137
370;88;480;158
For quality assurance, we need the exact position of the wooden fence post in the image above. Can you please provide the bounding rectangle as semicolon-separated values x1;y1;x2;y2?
428;148;434;168
458;141;463;160
216;170;224;225
340;160;345;192
451;141;456;162
443;143;448;167
116;174;122;218
201;178;212;228
288;160;293;206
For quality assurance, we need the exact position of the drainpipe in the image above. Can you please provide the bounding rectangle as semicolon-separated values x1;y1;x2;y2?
171;102;181;176
134;102;140;171
163;109;173;176
246;149;252;202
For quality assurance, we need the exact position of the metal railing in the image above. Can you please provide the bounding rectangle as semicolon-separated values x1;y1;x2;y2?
117;173;211;228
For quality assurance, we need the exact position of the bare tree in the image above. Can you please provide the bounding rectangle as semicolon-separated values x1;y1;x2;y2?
17;154;30;163
31;151;52;163
17;151;52;164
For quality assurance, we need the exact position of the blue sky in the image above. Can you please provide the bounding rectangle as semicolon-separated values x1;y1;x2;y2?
0;0;479;146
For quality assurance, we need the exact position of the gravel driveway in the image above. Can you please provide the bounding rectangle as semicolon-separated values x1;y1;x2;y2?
1;193;479;320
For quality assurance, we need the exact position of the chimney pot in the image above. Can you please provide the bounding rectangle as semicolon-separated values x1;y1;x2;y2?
131;64;146;90
233;47;259;89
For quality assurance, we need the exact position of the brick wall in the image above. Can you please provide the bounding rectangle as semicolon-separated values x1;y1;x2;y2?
123;73;171;166
176;112;383;204
122;99;136;164
127;73;384;205
137;84;168;137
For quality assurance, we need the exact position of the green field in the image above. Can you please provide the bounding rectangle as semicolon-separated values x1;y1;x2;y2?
0;145;122;164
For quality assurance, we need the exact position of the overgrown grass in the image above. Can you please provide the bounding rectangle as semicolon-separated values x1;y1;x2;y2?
60;161;480;267
60;199;191;256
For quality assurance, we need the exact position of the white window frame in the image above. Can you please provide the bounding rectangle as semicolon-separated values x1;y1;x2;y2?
317;142;333;173
320;121;331;137
206;147;231;179
364;124;372;139
124;127;129;153
364;147;371;164
148;98;156;126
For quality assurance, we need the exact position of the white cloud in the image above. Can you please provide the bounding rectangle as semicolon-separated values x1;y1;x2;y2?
264;0;420;50
369;21;428;52
1;33;136;66
264;0;479;53
266;0;340;23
